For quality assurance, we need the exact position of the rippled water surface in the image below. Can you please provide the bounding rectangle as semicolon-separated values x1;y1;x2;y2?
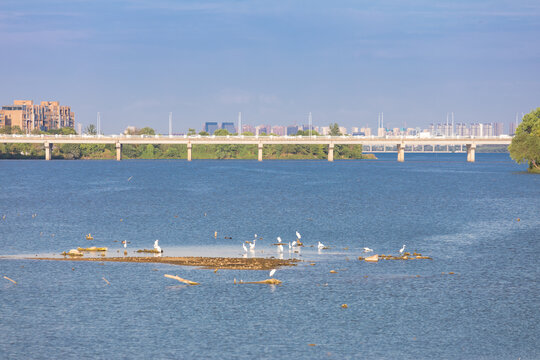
1;154;539;359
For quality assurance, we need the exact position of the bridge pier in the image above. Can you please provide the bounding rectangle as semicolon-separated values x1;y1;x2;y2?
44;142;52;160
328;143;334;162
258;143;263;161
397;143;405;162
187;143;192;161
466;144;476;162
115;142;122;161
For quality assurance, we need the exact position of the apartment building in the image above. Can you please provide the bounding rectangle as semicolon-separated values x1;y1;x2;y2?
0;100;74;132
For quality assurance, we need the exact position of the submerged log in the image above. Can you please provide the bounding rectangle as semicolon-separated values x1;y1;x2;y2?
237;278;282;285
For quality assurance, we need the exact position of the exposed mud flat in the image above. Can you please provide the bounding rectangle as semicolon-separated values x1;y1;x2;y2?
30;256;300;270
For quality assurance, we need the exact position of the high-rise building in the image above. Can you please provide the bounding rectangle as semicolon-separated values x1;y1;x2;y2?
221;122;236;134
493;122;504;136
286;125;298;135
271;125;286;136
509;122;518;135
0;100;74;132
204;122;219;134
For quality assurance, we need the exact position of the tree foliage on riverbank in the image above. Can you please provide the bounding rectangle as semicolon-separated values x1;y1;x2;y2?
509;108;540;172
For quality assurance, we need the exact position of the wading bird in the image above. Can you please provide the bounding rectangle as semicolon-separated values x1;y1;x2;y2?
363;247;373;253
154;239;162;253
318;241;325;250
296;231;301;240
242;243;248;252
249;239;256;251
399;244;406;255
269;269;276;278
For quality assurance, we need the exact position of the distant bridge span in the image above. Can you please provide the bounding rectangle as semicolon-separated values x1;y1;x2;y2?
0;135;512;162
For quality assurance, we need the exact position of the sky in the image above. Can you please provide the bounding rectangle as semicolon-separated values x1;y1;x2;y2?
1;0;539;134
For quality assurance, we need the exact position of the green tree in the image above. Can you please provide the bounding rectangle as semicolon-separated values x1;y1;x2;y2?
198;131;209;136
187;128;197;135
242;131;254;136
47;127;77;135
296;130;320;136
138;127;155;135
214;129;230;136
141;144;155;159
509;107;540;172
85;124;97;135
329;123;341;136
59;144;81;159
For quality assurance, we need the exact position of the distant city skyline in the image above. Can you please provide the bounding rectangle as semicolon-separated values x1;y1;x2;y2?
1;1;538;134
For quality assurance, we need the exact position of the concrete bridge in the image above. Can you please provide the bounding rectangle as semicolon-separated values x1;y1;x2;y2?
0;134;512;162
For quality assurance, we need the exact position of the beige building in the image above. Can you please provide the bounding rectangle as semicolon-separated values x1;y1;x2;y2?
0;100;75;132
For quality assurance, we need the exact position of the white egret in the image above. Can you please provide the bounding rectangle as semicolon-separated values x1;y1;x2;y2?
296;231;301;239
122;240;127;249
277;244;284;253
292;240;298;247
399;244;406;255
269;269;276;277
363;247;373;253
318;241;325;250
277;236;282;243
242;243;248;252
249;240;256;251
154;239;162;253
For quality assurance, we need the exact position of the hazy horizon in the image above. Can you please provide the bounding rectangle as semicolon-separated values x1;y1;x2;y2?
1;0;539;134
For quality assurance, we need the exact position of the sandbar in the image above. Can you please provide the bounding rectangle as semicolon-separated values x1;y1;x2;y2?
29;256;299;270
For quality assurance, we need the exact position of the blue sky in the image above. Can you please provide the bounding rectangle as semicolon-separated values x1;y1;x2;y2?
1;0;539;133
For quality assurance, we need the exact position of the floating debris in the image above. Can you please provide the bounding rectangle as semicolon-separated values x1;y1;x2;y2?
85;233;93;240
136;249;161;253
236;278;282;285
102;277;110;285
341;304;348;309
164;274;200;285
77;247;108;252
330;270;338;273
3;276;17;284
308;344;316;347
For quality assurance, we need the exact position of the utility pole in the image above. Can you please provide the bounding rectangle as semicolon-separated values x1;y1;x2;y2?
308;112;312;138
451;112;454;137
169;112;173;137
238;112;242;136
97;112;101;135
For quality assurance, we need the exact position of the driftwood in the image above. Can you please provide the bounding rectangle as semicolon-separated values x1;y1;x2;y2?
164;274;200;285
3;276;17;284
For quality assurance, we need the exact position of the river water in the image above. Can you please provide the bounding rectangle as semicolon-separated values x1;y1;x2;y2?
1;154;539;359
